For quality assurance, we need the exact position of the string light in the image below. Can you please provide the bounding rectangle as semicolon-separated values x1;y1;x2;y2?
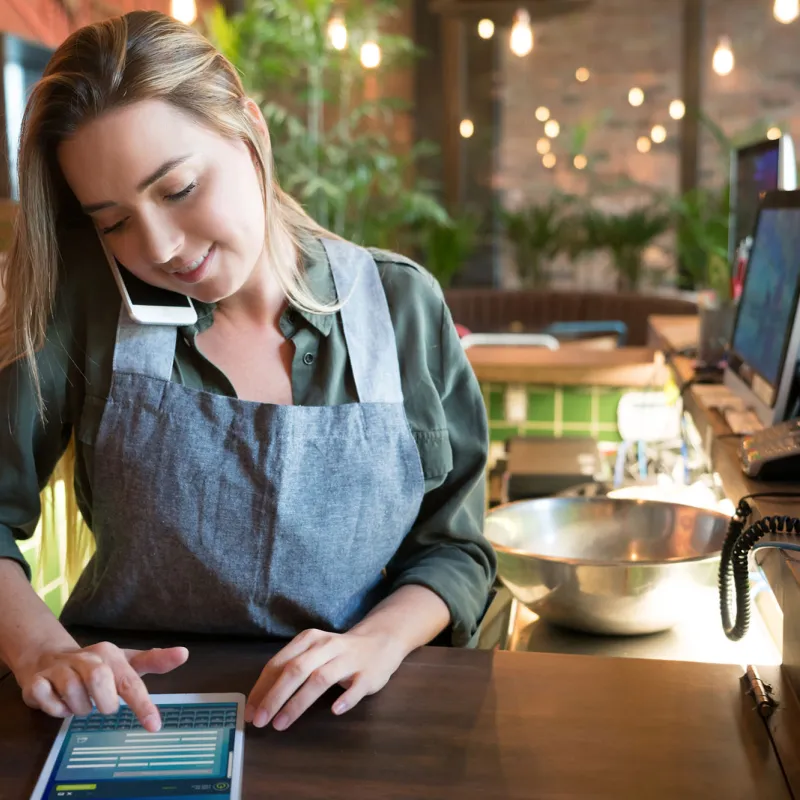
712;36;734;76
535;106;550;122
544;120;560;138
543;153;556;169
575;67;590;82
510;10;534;57
651;125;667;144
360;41;381;69
327;14;348;50
774;0;799;23
669;99;686;120
478;19;495;39
460;119;475;138
628;87;644;107
170;0;197;24
573;154;588;169
767;127;782;140
536;137;551;154
636;136;652;153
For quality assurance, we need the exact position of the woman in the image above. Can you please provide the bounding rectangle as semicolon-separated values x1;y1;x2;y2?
0;11;494;733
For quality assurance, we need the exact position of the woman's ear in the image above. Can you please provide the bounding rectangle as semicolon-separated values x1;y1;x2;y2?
242;97;268;138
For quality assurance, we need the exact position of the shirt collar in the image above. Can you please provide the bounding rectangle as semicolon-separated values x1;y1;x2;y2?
184;237;337;339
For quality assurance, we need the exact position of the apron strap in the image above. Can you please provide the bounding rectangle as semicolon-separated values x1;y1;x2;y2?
112;303;177;381
321;238;404;405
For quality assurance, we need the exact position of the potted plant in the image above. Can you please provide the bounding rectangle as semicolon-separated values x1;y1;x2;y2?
501;194;576;287
418;210;480;288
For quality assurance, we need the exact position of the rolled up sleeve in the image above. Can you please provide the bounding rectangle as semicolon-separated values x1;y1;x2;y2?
385;297;496;647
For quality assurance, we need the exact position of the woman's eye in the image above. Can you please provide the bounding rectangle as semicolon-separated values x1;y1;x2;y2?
166;181;197;202
101;219;127;235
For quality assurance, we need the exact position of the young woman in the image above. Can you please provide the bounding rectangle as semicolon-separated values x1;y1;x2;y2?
0;10;494;734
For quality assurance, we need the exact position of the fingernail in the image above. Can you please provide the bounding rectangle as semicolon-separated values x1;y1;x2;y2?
333;701;347;715
244;705;255;724
253;710;268;728
272;714;288;731
143;713;161;732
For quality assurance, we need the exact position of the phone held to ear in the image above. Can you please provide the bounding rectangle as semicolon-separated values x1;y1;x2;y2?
98;234;198;326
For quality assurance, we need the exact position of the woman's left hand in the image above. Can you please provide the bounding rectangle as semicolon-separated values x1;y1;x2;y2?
245;629;407;730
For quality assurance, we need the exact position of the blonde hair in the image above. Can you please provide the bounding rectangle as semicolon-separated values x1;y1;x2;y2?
0;10;338;589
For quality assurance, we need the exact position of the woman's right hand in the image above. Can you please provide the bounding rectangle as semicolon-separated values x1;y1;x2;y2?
14;641;189;731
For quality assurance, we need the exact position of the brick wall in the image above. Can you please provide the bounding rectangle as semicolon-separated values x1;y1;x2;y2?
496;0;800;287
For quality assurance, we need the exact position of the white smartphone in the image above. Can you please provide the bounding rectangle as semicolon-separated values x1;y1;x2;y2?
29;692;245;800
98;234;198;326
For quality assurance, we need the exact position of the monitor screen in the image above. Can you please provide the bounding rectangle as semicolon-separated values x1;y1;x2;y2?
730;205;800;395
730;142;781;262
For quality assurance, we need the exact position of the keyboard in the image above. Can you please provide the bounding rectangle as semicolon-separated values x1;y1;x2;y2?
70;703;238;732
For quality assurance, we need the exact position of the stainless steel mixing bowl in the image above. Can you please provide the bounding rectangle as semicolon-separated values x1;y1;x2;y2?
484;497;731;635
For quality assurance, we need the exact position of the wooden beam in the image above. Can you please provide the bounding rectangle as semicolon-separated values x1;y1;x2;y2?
679;0;704;196
441;15;464;210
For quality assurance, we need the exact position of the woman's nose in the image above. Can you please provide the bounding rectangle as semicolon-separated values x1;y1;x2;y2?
138;211;184;267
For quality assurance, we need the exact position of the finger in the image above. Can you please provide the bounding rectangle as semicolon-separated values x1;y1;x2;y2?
111;660;162;732
71;656;120;716
272;660;352;731
48;665;94;717
245;633;322;720
125;647;190;677
331;675;371;717
252;645;335;729
22;676;70;718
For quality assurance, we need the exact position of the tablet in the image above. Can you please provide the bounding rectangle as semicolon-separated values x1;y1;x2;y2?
29;692;245;800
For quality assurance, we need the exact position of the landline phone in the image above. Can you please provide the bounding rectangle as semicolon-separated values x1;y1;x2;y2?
739;418;800;479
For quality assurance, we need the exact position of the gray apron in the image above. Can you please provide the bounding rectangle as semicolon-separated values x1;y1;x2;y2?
61;239;426;638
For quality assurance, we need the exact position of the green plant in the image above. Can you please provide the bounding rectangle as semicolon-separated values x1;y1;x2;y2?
571;205;672;291
205;0;448;251
419;211;480;288
502;194;577;287
671;185;730;299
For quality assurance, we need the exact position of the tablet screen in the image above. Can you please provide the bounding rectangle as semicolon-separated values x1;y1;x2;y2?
32;698;243;800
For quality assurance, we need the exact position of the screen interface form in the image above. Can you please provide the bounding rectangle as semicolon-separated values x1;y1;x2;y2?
732;207;800;388
41;703;238;800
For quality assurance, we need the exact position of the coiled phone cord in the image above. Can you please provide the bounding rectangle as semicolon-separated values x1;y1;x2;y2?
720;493;800;642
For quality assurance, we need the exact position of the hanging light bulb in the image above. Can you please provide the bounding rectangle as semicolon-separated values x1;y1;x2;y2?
573;154;588;170
628;87;644;107
669;99;686;120
360;41;381;69
478;19;495;39
510;10;534;57
171;0;197;25
536;137;551;155
535;106;550;122
327;14;348;50
575;67;590;83
460;119;475;138
767;126;782;140
636;136;652;153
774;0;799;23
542;153;556;169
544;120;560;138
651;125;667;144
712;36;734;76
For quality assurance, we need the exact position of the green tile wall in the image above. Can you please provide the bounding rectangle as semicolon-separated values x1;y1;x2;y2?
481;382;628;443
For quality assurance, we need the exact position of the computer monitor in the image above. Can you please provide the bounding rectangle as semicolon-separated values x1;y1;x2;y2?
724;190;800;426
728;136;797;266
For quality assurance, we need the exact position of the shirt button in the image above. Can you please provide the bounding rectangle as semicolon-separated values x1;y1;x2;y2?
303;353;315;365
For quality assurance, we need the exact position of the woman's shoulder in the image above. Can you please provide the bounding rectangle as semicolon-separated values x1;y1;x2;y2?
366;247;446;317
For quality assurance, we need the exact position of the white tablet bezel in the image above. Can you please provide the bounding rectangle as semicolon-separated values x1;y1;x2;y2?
29;692;246;800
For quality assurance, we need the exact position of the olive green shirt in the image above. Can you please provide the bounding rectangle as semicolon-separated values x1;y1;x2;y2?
0;228;495;646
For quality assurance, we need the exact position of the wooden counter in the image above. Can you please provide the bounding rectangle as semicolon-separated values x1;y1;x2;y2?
0;629;794;799
648;314;800;719
465;345;667;387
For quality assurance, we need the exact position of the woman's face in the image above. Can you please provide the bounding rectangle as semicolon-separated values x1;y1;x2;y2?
58;99;267;305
